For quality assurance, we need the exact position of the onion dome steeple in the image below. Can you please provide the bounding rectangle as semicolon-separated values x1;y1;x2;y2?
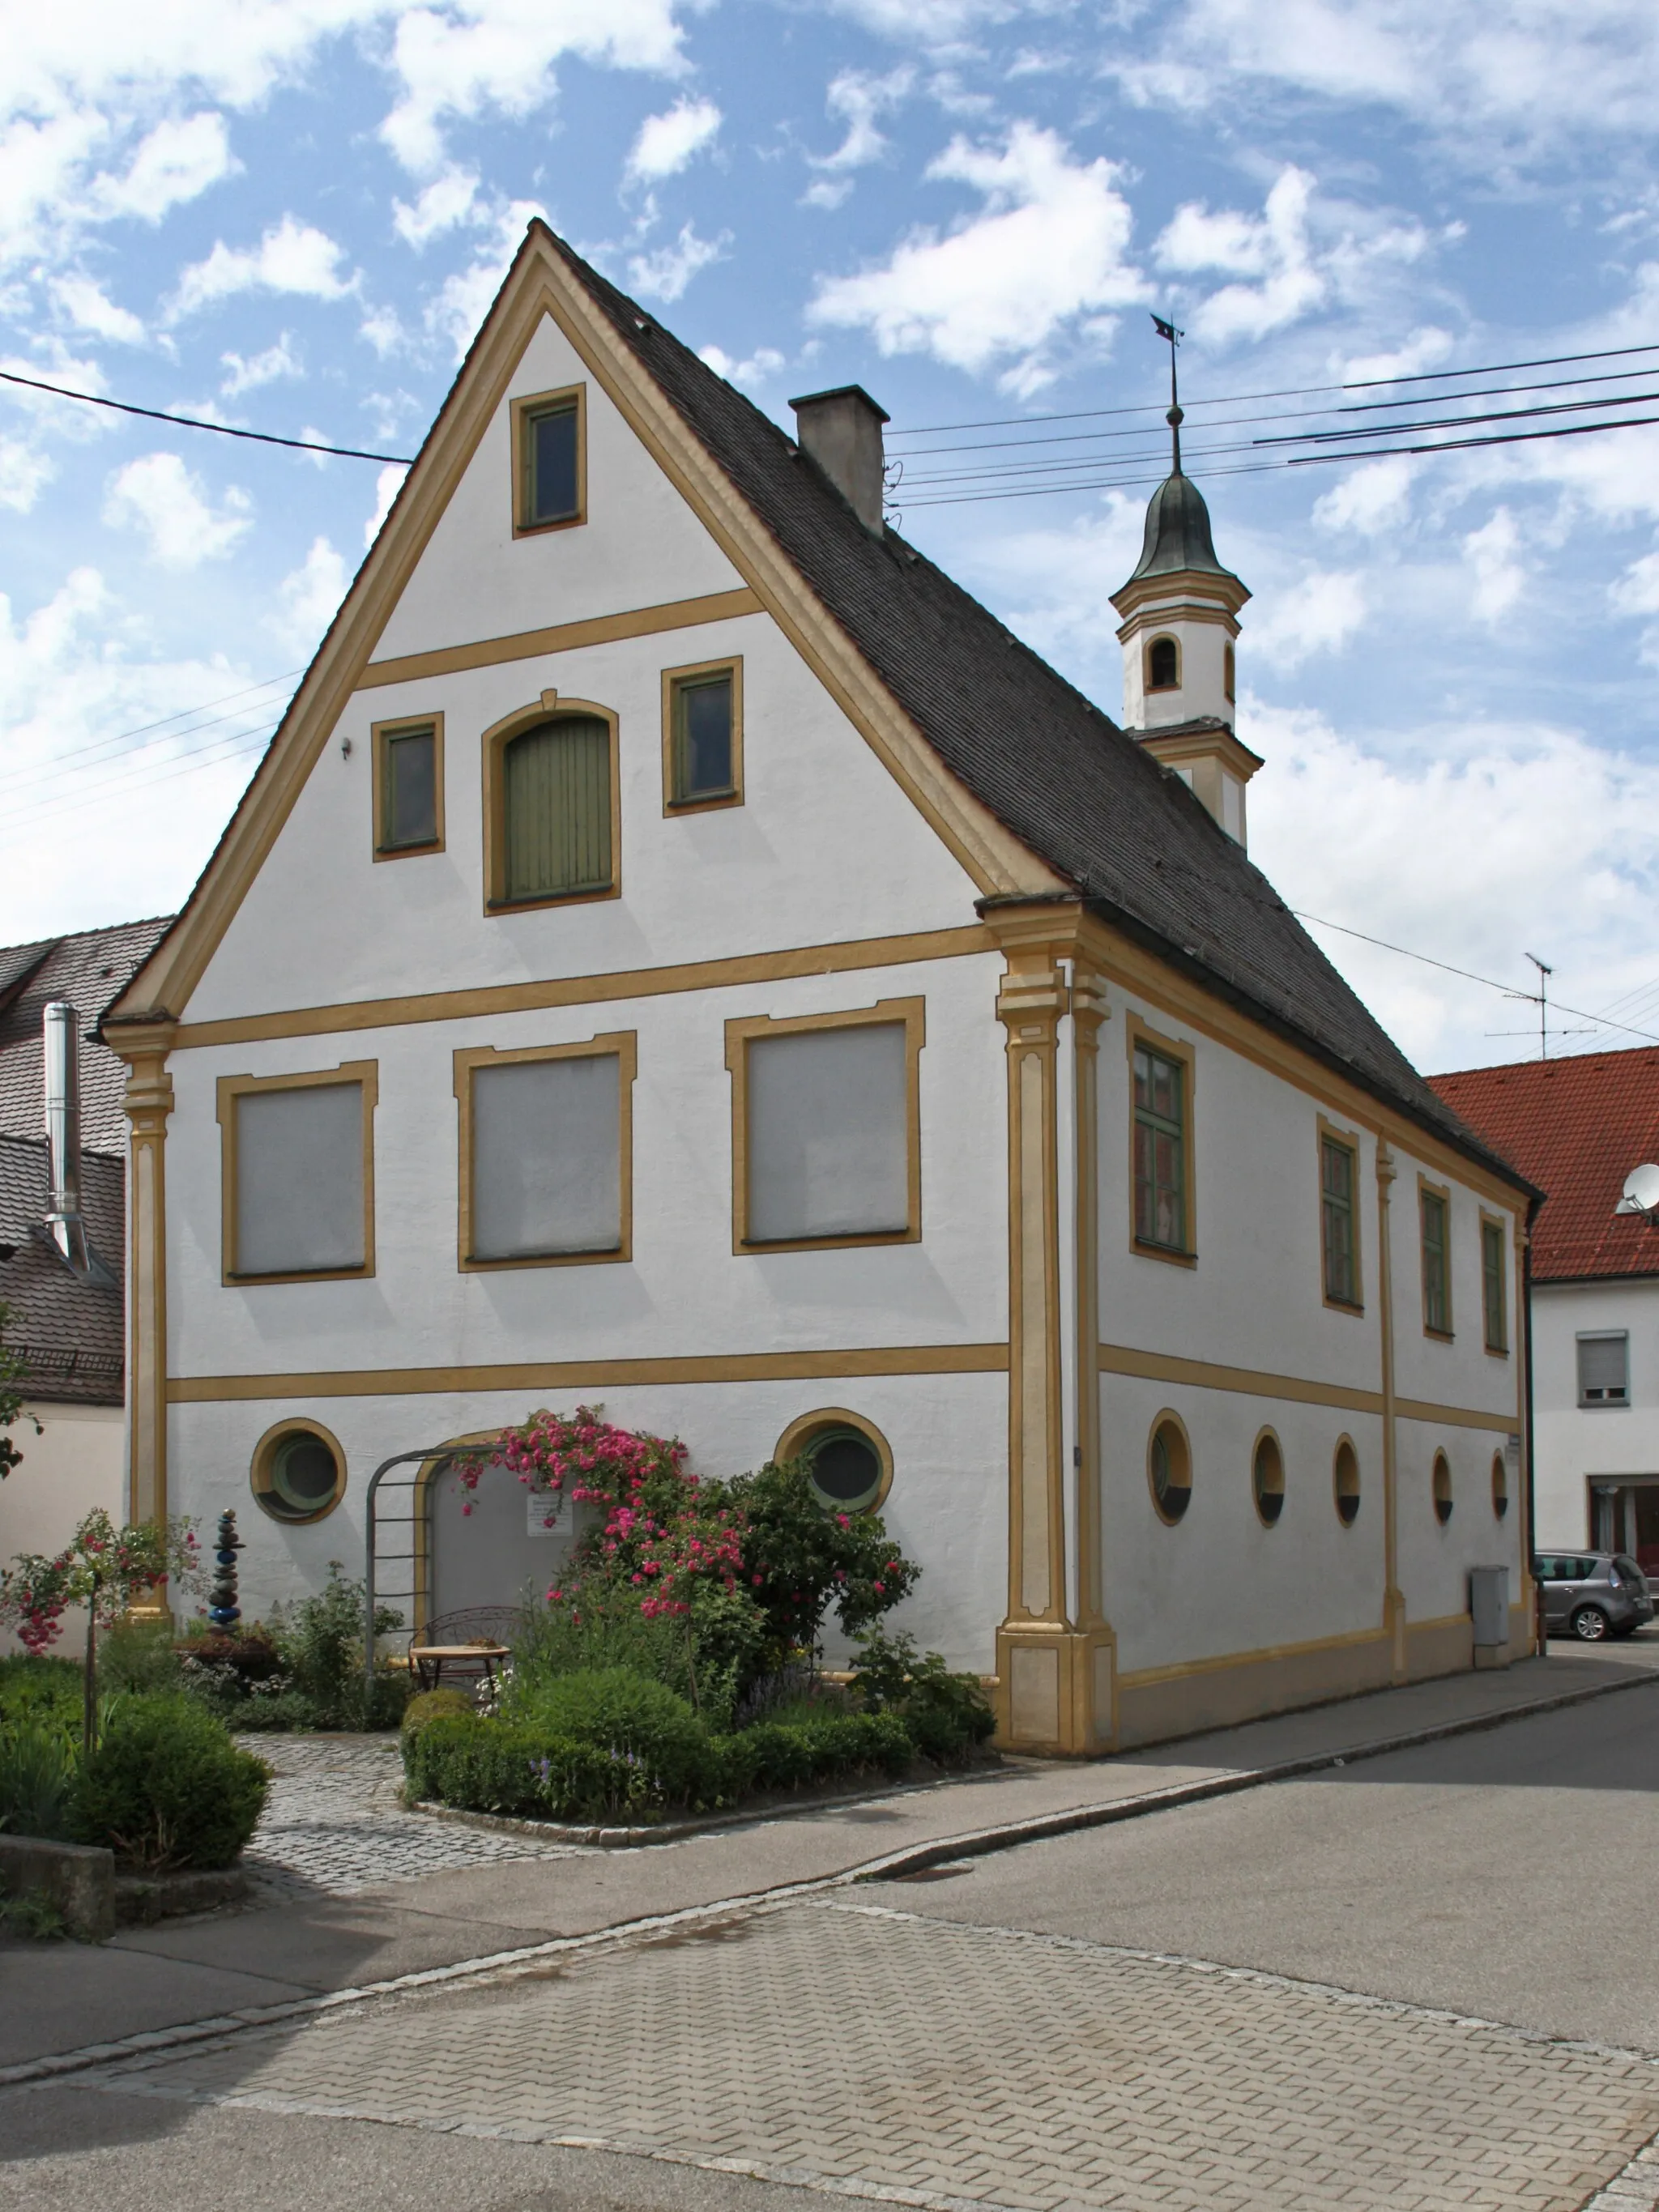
1109;316;1258;845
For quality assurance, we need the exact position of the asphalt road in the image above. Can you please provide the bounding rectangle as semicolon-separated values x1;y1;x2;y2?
863;1679;1659;2052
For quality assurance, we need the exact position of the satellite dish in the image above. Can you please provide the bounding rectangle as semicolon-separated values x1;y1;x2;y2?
1616;1163;1659;1217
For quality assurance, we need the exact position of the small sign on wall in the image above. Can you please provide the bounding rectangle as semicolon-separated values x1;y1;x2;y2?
527;1492;564;1536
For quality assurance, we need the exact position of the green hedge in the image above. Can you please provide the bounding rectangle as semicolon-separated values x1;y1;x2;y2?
75;1694;271;1870
405;1705;919;1824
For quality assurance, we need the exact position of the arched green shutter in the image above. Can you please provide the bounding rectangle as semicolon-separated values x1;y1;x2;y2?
503;716;612;901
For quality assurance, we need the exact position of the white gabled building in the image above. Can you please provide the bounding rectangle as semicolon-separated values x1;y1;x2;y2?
101;223;1535;1753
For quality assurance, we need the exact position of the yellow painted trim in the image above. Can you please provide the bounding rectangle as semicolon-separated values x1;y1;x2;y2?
166;1339;1011;1404
1144;633;1181;693
371;711;446;861
1119;1622;1385;1692
1136;722;1264;782
169;924;995;1051
215;1060;378;1285
1076;912;1530;1213
662;654;744;814
1111;569;1250;623
723;995;926;1255
1395;1397;1516;1433
1405;1609;1470;1638
452;1030;636;1270
1096;1338;1518;1432
250;1414;348;1525
510;381;586;536
359;588;765;690
1418;1171;1454;1340
1125;1011;1197;1265
1376;1140;1405;1678
1071;969;1110;1641
114;1022;175;1531
1316;1114;1364;1315
772;1406;894;1512
480;694;621;914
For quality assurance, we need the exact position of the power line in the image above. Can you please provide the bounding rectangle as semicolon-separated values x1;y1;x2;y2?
0;672;299;795
0;369;415;465
3;723;275;833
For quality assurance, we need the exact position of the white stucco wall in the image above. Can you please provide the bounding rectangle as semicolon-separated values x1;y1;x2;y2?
0;1401;123;1656
1532;1277;1659;1549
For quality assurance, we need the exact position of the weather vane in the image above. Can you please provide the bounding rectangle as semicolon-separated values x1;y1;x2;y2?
1152;313;1185;473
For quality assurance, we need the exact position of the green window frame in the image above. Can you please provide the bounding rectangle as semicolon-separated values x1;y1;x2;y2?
1320;1135;1358;1307
1133;1043;1187;1251
379;722;438;851
1481;1217;1508;1353
670;669;736;803
1421;1186;1452;1336
519;397;581;528
501;715;613;904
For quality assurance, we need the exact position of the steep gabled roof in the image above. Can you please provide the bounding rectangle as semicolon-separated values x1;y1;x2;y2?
0;917;173;1153
0;1136;124;1405
1429;1048;1659;1281
105;220;1521;1192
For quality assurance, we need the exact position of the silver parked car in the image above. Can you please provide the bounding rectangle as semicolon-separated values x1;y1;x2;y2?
1534;1553;1654;1641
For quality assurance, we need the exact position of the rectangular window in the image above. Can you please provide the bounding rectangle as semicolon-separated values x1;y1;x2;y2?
514;387;584;532
1320;1132;1359;1307
1420;1183;1452;1336
454;1036;635;1269
1133;1042;1188;1252
373;716;442;855
217;1065;376;1283
663;659;743;810
1579;1332;1629;1407
499;714;614;904
1482;1215;1508;1353
727;999;924;1251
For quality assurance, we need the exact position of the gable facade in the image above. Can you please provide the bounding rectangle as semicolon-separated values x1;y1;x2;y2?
104;225;1534;1750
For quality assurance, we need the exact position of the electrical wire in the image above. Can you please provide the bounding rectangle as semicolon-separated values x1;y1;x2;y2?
3;723;276;832
0;672;299;795
0;369;415;465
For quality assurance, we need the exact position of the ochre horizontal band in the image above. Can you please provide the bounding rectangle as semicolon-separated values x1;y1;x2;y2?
356;586;765;690
172;924;996;1051
1098;1340;1518;1434
168;1340;1012;1404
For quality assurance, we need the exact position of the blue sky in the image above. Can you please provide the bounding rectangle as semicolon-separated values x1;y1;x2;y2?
7;0;1659;1072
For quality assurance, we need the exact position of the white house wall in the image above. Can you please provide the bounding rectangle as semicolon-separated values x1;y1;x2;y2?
1533;1277;1659;1548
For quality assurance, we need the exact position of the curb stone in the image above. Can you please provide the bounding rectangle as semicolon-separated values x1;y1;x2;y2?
3;1660;1655;2091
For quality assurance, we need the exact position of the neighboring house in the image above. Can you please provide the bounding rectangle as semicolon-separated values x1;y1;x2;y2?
0;919;171;1643
97;222;1533;1753
1431;1047;1659;1568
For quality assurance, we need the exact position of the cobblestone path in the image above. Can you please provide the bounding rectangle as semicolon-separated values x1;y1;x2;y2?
77;1897;1659;2210
238;1735;581;1897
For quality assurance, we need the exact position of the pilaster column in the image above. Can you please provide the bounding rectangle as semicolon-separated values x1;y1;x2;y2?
1068;966;1117;1746
113;1021;176;1541
1375;1139;1406;1681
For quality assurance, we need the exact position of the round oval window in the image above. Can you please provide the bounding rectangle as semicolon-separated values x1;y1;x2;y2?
1149;1419;1191;1524
806;1428;884;1513
1432;1451;1453;1526
259;1429;342;1523
1491;1451;1509;1520
1252;1433;1285;1527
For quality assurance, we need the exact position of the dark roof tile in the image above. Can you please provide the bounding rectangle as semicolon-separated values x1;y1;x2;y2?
0;917;173;1156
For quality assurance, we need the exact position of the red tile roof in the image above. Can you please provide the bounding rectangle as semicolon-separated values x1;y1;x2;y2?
1429;1047;1659;1282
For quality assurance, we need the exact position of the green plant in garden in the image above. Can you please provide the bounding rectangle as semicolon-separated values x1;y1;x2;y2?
506;1668;709;1799
0;1300;41;1482
269;1563;407;1728
74;1694;270;1870
98;1618;184;1695
0;1890;66;1941
0;1652;81;1731
0;1712;79;1840
400;1687;473;1739
851;1629;995;1762
0;1511;203;1752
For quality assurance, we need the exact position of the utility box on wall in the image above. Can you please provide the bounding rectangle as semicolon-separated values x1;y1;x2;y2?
1469;1565;1511;1667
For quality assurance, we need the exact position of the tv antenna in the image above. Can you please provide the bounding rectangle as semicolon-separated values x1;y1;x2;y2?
1490;953;1589;1058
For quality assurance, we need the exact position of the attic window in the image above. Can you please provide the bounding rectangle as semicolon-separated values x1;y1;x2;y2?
1146;635;1180;692
513;386;585;533
374;717;443;856
663;660;743;812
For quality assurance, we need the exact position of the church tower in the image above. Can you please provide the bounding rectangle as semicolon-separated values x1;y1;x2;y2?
1110;336;1260;846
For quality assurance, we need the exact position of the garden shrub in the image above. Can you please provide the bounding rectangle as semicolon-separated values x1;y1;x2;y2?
99;1619;184;1695
507;1668;709;1801
0;1713;79;1840
75;1694;271;1870
401;1687;474;1738
265;1565;408;1729
403;1714;663;1822
851;1630;995;1763
0;1653;81;1732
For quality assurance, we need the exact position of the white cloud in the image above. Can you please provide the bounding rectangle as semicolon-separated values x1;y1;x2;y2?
102;451;252;568
625;97;721;185
1610;548;1659;619
359;302;408;359
698;343;786;390
1343;326;1454;384
51;273;144;343
802;178;853;212
424;198;544;359
380;0;689;175
392;166;480;248
1156;166;1326;345
811;67;913;174
1312;456;1416;537
365;462;407;548
1244;696;1659;1071
0;438;53;514
1463;506;1525;623
91;111;237;223
808;122;1146;394
628;220;726;302
220;332;302;396
170;214;355;318
1248;569;1367;669
272;535;348;655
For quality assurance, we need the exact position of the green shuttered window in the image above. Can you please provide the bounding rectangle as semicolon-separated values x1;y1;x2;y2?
502;715;612;902
1320;1135;1358;1306
1133;1043;1187;1251
1482;1217;1508;1352
1421;1187;1451;1336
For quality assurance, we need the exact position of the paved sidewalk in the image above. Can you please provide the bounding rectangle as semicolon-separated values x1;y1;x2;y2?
5;1642;1656;2078
61;1898;1659;2211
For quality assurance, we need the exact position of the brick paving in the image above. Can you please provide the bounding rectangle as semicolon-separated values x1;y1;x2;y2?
237;1735;582;1897
74;1896;1659;2210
